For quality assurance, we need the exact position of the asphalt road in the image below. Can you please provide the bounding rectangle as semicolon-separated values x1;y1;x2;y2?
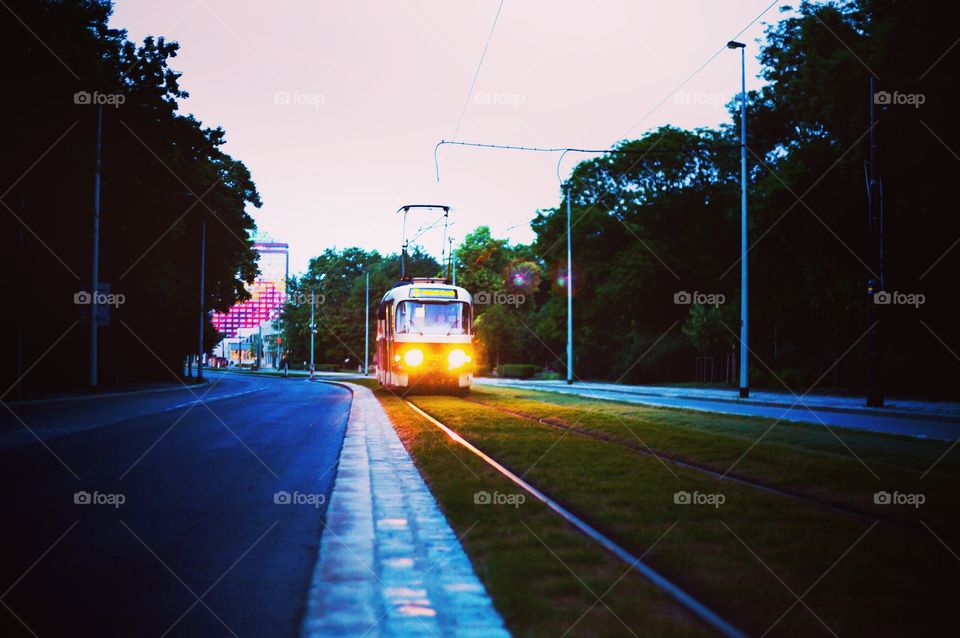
0;372;351;637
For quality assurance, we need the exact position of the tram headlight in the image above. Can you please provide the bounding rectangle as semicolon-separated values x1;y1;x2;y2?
403;349;424;367
447;348;471;370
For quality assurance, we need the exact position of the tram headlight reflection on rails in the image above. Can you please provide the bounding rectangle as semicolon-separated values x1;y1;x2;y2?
447;348;471;371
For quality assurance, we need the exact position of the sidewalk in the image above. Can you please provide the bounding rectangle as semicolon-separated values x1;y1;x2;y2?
475;378;960;421
301;383;509;638
474;378;960;441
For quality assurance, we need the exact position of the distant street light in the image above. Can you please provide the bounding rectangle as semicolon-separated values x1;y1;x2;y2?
566;188;573;385
727;39;749;398
364;271;370;375
310;287;316;377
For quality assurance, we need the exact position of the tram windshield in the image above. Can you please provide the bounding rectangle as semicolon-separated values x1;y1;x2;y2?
396;301;470;335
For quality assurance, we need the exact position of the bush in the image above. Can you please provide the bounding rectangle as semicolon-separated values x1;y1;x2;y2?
496;364;542;379
535;370;563;381
316;363;340;372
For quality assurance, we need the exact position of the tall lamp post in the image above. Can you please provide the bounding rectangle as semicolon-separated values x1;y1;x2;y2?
89;104;103;390
197;212;206;382
364;271;370;375
566;188;573;385
728;40;749;398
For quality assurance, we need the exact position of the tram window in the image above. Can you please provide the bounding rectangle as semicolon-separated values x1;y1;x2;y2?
396;301;470;335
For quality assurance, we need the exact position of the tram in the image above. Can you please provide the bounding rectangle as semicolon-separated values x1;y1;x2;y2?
376;277;474;394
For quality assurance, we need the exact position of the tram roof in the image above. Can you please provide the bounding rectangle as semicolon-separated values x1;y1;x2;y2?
381;278;472;304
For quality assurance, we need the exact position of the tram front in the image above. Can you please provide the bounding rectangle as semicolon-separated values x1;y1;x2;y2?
377;279;474;393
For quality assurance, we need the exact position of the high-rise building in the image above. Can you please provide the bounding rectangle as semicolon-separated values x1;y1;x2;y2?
211;240;289;366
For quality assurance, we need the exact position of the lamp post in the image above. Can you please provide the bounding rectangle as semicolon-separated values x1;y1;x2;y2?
197;212;206;382
89;104;103;389
566;188;573;385
310;287;316;378
364;271;370;375
728;39;749;398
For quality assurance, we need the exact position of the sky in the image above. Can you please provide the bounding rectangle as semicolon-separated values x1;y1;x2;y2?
109;0;786;275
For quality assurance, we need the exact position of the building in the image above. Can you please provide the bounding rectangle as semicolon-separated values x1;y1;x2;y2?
211;240;289;367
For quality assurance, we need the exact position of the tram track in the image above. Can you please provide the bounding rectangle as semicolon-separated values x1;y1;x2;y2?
454;395;925;531
402;397;749;638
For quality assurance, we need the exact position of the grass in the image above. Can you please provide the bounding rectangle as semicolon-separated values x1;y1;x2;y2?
353;379;701;637
465;386;960;528
357;380;959;636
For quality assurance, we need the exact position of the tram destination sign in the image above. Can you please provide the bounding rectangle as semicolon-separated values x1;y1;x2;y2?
409;287;457;299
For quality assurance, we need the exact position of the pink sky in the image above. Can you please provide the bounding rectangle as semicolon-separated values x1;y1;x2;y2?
110;0;785;274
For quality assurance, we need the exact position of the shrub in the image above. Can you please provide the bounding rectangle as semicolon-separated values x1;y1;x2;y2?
496;364;542;379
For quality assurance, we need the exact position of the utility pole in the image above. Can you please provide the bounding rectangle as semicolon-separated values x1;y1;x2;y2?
310;287;316;375
447;237;454;282
364;271;370;375
89;105;103;390
452;241;457;286
197;213;206;382
866;75;884;407
566;188;574;385
728;40;749;398
257;323;263;369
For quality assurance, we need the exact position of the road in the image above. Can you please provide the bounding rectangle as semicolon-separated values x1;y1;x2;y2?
0;372;351;637
475;378;960;440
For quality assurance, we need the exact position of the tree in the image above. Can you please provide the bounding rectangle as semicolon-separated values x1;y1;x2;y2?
2;0;260;392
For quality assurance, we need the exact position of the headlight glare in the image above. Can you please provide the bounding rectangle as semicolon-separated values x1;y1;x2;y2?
448;349;470;370
403;349;424;367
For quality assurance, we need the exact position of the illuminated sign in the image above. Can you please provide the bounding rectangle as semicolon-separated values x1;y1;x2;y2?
410;287;457;299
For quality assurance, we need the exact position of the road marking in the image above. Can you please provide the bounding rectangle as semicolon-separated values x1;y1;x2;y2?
166;386;267;411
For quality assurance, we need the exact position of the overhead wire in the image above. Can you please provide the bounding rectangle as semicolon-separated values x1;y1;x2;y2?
432;0;782;184
445;0;507;162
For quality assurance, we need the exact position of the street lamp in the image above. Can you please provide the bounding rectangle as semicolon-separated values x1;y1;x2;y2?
197;211;206;382
566;188;573;385
727;40;749;398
